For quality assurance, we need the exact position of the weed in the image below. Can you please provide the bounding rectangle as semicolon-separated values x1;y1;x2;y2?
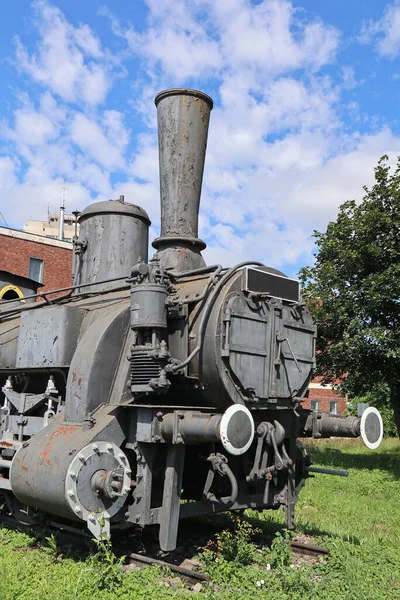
204;515;257;566
41;533;60;561
87;537;125;592
268;529;293;569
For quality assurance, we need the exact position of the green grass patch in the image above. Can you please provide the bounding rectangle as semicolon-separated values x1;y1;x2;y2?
0;438;399;599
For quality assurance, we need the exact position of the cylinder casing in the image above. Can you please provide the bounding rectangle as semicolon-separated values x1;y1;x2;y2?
131;283;168;328
77;199;150;292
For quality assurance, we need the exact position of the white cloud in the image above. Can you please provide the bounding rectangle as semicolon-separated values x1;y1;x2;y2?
360;2;400;58
0;157;18;193
206;0;339;75
14;0;111;105
8;109;56;147
70;112;128;171
3;0;400;276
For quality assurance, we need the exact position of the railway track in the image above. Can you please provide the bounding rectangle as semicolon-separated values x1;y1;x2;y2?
0;511;330;584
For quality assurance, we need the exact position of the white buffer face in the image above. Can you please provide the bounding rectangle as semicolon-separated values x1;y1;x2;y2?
360;407;383;450
219;405;255;455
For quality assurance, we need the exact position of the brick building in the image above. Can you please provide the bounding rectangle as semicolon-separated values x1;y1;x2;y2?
0;226;73;298
303;376;348;414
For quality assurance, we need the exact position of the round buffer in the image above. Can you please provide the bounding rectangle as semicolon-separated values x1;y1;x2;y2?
219;405;255;455
360;407;383;450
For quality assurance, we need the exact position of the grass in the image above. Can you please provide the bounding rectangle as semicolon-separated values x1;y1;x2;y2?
0;438;399;599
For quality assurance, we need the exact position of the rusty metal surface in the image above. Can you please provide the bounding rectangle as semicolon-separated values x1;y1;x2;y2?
10;404;125;519
128;552;210;582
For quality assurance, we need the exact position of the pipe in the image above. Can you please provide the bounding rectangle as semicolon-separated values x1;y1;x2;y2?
169;264;221;278
152;89;213;271
0;275;131;319
306;466;348;477
58;204;65;241
204;463;238;509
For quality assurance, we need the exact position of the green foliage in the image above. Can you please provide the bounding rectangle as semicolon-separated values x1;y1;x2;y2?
202;515;259;581
42;533;60;561
347;383;397;437
0;440;399;599
87;537;125;591
300;155;400;434
268;529;293;569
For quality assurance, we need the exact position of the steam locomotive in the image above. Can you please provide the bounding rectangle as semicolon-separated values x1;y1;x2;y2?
0;89;383;551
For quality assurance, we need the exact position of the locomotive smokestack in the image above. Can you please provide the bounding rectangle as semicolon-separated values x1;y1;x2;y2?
152;88;213;271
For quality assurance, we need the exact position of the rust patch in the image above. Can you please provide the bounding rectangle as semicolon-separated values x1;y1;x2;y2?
50;425;78;440
45;459;51;466
71;369;77;383
21;465;28;472
77;377;82;387
0;441;13;448
40;445;52;460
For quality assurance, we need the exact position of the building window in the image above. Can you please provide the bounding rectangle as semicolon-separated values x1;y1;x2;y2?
310;400;319;411
29;258;44;283
329;400;338;414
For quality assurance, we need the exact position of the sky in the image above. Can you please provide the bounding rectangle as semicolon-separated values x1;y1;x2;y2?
1;0;400;277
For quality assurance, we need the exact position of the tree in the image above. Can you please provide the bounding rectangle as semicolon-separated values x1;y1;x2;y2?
299;155;400;435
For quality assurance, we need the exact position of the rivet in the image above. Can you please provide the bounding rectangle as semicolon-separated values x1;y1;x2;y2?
107;444;113;452
75;506;81;514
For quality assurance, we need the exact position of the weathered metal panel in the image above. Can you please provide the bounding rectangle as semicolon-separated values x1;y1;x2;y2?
65;301;130;422
0;314;20;368
16;305;85;368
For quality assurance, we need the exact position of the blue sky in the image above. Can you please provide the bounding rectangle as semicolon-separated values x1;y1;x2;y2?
1;0;400;277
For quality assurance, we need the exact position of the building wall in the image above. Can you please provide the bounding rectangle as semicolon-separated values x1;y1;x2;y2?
303;378;348;414
24;213;78;243
0;227;72;296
